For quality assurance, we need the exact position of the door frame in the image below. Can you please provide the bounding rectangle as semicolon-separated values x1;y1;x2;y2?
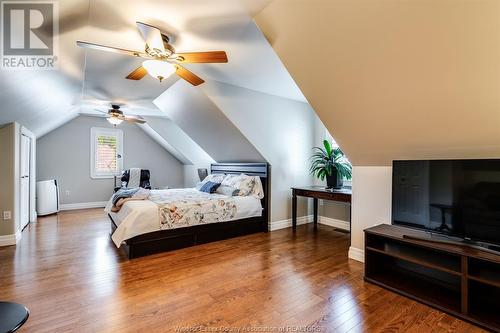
20;127;36;225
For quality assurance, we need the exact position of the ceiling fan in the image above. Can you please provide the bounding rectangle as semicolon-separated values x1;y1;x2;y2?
76;22;228;86
94;104;146;126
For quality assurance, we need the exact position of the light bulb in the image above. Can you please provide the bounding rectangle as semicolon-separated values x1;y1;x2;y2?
107;117;123;126
143;60;175;82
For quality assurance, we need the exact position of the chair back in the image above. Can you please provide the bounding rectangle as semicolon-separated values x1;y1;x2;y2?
121;169;151;189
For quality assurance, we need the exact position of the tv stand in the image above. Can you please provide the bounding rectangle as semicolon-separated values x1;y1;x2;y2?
402;233;500;256
365;224;500;332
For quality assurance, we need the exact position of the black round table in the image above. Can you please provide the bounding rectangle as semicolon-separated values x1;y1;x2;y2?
0;302;29;333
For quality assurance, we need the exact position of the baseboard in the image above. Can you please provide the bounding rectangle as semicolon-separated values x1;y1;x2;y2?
0;229;22;247
319;216;350;231
59;201;107;211
270;215;350;232
269;215;313;231
348;246;364;263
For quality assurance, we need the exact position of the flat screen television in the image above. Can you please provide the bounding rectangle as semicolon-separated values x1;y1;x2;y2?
392;159;500;249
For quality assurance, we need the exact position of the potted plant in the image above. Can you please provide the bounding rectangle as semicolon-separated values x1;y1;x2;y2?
310;140;352;189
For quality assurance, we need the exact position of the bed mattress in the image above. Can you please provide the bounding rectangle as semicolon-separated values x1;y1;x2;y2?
106;188;263;247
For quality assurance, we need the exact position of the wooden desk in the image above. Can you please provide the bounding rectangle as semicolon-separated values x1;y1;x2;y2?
291;186;352;231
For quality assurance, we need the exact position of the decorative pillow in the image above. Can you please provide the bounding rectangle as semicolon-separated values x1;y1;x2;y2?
199;181;221;193
251;176;265;199
238;175;256;196
215;185;240;196
196;173;225;190
221;174;241;188
221;173;258;196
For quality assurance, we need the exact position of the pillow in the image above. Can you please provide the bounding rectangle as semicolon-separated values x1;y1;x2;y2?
221;173;258;196
196;173;225;190
199;181;221;193
251;176;265;199
238;175;256;196
215;185;240;196
221;174;241;188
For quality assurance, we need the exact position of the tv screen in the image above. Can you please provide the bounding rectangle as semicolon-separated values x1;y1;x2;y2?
392;159;500;246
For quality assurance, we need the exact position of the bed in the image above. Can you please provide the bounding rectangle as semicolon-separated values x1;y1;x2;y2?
107;163;269;259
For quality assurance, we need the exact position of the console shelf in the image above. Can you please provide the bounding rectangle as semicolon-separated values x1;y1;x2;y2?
365;224;500;332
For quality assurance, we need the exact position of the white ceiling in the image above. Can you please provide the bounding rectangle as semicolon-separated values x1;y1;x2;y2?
0;0;89;136
1;0;308;137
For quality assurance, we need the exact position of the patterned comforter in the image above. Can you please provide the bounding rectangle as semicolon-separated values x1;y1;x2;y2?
149;189;237;230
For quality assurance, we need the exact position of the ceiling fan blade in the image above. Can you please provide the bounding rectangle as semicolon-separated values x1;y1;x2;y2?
118;114;146;124
76;41;150;58
93;108;109;114
175;65;205;86
136;22;165;53
174;51;228;63
126;66;148;80
80;112;108;118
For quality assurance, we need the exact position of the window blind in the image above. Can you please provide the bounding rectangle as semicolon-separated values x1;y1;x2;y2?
90;127;123;178
96;135;118;173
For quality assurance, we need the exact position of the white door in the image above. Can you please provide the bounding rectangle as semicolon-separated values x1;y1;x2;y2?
20;134;31;230
393;161;430;227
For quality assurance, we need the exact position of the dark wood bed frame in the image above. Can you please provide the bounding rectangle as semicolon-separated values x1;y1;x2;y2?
109;162;270;259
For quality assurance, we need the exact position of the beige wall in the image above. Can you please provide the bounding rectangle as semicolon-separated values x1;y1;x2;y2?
0;123;20;236
256;0;500;259
256;0;500;166
350;166;392;260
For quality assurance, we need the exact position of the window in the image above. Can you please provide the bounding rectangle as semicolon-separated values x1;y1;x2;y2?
90;127;123;179
325;128;352;186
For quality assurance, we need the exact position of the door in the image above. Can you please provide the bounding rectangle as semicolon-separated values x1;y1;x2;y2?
20;134;31;230
393;161;430;227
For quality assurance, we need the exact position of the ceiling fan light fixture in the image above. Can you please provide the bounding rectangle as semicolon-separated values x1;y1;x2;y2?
107;117;123;126
143;60;175;82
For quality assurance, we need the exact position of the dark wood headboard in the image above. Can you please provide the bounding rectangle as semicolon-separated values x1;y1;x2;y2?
211;163;270;231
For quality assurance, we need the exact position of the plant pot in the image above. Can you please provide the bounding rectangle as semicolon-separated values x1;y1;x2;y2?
326;169;343;189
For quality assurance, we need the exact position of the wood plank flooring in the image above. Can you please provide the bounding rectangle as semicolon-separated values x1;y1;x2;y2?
0;209;485;332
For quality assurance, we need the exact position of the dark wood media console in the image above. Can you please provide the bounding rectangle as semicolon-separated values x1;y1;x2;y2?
364;224;500;332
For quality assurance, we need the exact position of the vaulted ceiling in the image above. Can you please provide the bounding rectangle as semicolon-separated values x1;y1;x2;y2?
255;0;500;165
0;0;306;140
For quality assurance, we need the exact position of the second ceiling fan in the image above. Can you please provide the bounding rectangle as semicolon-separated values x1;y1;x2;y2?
77;22;228;86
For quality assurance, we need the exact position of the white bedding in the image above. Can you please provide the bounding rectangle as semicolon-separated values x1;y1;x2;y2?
106;188;263;247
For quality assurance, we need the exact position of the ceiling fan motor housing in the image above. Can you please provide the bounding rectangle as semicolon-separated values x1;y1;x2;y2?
109;105;123;116
145;34;175;59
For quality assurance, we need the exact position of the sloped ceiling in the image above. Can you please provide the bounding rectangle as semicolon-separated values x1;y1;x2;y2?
1;0;307;140
255;0;500;165
154;80;264;162
0;0;89;137
80;0;305;102
141;117;215;166
78;0;305;118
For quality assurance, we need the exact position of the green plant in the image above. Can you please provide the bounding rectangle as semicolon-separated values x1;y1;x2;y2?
310;140;352;181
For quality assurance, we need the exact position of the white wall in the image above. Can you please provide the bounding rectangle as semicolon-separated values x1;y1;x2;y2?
349;166;392;262
37;116;185;205
203;80;321;223
143;117;215;187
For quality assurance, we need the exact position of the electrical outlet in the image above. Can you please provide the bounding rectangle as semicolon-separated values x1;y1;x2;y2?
65;190;70;197
3;211;11;220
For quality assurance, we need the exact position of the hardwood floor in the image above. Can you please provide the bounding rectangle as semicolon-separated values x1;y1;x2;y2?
0;209;485;333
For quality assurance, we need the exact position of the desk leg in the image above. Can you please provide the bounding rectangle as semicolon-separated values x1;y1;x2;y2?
292;193;297;231
313;198;318;230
